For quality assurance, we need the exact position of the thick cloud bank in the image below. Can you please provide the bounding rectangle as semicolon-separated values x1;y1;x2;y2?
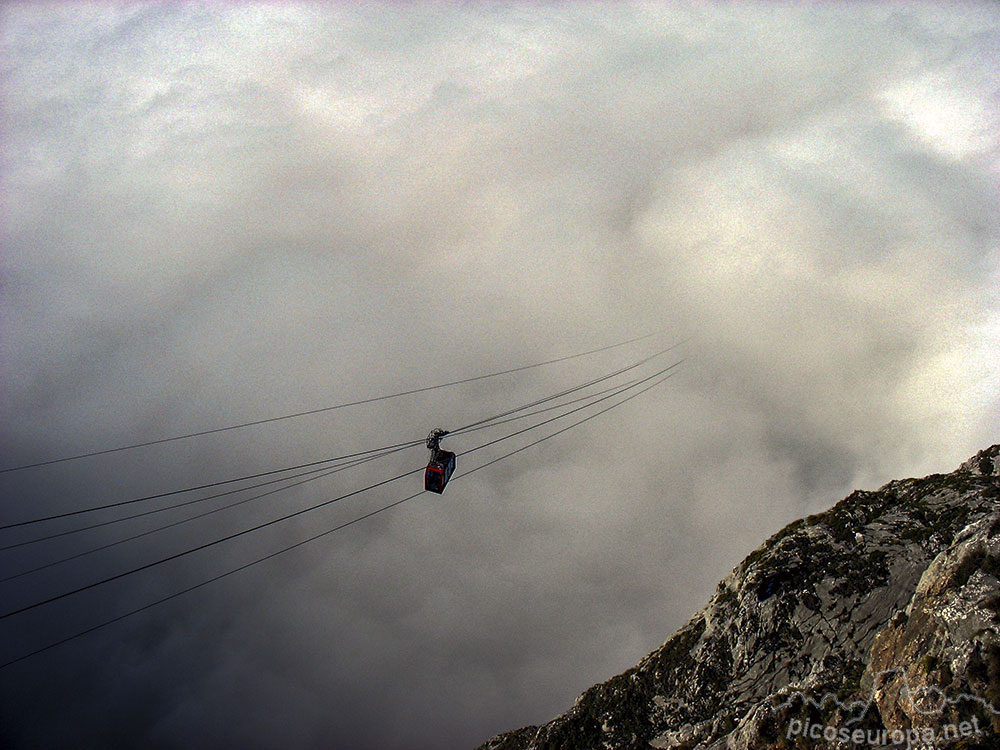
1;4;998;749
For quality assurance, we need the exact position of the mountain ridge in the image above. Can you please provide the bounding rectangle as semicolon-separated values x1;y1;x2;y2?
477;445;1000;749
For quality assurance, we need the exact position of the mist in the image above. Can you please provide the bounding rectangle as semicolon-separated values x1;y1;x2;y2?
1;3;998;748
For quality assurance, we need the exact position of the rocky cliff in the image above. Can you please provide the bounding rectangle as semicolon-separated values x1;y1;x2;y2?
477;445;1000;749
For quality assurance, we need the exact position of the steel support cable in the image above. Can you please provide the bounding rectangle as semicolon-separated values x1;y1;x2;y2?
1;373;649;579
2;331;665;474
0;439;426;532
1;372;640;567
0;361;680;670
455;360;683;461
1;339;683;532
1;347;664;565
0;446;417;582
459;368;679;477
0;465;423;621
0;359;682;622
2;369;653;584
448;339;684;436
448;376;646;440
0;443;420;553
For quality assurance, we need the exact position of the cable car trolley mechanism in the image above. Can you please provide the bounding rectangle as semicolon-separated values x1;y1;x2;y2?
424;428;455;494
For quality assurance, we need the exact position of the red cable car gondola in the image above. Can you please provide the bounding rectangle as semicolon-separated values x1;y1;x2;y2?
424;428;455;494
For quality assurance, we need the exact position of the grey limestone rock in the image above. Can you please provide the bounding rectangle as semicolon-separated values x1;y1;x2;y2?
477;445;1000;749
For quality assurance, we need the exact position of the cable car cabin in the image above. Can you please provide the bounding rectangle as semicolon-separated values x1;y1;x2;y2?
425;449;456;494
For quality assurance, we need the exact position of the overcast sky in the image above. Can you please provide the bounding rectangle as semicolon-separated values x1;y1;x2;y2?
1;3;998;749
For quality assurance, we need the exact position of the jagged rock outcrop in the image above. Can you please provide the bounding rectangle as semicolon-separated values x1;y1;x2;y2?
477;445;1000;750
866;511;1000;733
